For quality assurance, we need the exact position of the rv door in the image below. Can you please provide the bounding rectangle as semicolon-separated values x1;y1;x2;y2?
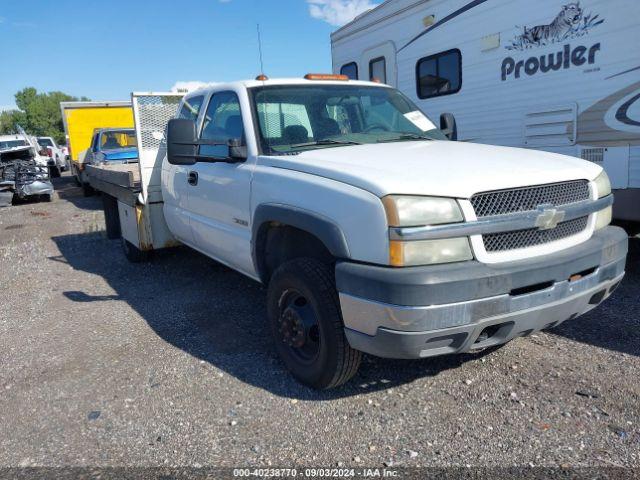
362;42;397;87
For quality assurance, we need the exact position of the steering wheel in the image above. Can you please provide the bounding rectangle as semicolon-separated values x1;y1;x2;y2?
363;123;390;133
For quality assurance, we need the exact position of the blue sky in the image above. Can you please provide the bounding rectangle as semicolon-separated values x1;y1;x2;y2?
0;0;379;110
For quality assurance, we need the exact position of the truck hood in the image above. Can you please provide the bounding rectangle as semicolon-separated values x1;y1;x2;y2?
261;141;602;199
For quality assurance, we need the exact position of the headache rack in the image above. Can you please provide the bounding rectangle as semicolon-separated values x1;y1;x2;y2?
85;92;184;252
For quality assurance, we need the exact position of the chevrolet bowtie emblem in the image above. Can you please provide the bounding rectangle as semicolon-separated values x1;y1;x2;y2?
534;206;566;230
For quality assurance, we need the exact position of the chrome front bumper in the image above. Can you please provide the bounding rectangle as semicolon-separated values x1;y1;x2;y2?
337;226;628;359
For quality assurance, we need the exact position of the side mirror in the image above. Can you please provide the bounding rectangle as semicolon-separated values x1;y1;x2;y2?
228;138;248;161
440;113;458;141
167;118;197;165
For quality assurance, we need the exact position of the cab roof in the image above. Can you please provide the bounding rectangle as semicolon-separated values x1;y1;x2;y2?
184;77;392;98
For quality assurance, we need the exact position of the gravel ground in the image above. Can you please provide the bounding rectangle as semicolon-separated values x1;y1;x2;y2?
0;174;639;469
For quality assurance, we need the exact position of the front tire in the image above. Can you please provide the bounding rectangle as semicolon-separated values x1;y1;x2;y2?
267;258;361;390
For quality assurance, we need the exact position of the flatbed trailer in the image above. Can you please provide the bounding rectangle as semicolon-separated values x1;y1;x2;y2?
85;92;184;261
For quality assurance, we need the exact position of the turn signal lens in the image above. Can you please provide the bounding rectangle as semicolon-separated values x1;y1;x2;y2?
594;171;611;199
595;206;612;230
390;238;473;267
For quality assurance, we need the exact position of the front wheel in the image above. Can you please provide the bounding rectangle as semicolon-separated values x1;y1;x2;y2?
267;258;361;390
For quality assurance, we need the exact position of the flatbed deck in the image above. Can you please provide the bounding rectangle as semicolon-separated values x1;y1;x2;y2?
86;164;141;206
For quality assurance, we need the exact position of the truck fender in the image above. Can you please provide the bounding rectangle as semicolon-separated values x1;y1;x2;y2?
251;204;351;281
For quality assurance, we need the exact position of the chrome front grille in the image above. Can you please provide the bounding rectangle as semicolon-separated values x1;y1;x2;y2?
471;180;590;218
483;216;589;252
471;181;591;253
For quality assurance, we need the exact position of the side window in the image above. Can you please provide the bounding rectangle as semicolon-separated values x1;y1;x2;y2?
178;95;204;121
340;62;358;80
200;91;244;158
416;49;462;99
369;57;386;83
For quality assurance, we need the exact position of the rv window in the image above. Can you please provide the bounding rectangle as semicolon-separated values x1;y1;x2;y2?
178;95;205;121
416;49;461;99
369;57;386;83
340;62;359;80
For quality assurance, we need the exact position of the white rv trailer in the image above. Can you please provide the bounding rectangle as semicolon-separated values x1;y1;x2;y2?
331;0;640;221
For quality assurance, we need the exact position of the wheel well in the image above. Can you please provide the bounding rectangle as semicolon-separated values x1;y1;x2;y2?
256;223;335;283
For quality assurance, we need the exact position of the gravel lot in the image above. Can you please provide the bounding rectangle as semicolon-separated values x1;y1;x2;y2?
0;174;639;469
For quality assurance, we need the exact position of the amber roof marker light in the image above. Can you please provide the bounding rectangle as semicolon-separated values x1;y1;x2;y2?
255;74;269;81
304;74;350;81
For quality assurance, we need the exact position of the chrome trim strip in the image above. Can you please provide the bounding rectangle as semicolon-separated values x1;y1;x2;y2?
390;195;613;241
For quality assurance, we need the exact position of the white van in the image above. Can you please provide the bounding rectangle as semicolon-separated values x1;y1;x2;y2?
331;0;640;221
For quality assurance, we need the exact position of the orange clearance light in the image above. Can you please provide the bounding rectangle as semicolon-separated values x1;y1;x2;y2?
370;77;383;84
304;73;349;81
255;74;269;81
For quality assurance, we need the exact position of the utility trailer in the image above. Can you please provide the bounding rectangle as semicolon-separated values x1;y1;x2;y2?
85;93;184;261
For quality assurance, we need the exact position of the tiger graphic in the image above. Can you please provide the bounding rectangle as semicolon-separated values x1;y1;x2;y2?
521;2;583;45
507;2;594;50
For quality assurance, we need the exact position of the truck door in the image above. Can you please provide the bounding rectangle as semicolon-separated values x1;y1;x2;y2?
186;91;255;276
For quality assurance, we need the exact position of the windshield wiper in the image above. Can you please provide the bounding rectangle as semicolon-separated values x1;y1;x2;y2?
377;133;434;143
289;139;363;149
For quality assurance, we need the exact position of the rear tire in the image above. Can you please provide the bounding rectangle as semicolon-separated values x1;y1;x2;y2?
267;258;361;390
121;237;149;263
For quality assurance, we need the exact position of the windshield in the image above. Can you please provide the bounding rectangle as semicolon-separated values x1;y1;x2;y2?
0;140;28;150
37;138;54;148
100;130;137;150
250;84;447;154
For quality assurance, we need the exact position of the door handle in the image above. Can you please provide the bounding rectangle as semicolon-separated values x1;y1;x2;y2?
188;171;198;186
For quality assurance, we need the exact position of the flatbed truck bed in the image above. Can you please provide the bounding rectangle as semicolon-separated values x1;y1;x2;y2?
86;164;141;206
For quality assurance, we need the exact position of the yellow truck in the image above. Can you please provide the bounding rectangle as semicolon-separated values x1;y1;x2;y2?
60;101;134;191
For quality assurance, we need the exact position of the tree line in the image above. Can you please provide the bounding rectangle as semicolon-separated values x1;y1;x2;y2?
0;88;90;145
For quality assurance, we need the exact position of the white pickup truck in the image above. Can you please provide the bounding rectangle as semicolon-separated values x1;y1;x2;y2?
37;136;69;175
92;78;627;389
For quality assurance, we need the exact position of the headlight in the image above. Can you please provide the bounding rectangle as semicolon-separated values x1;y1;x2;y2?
390;238;473;267
594;171;611;199
595;206;612;230
382;195;463;227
